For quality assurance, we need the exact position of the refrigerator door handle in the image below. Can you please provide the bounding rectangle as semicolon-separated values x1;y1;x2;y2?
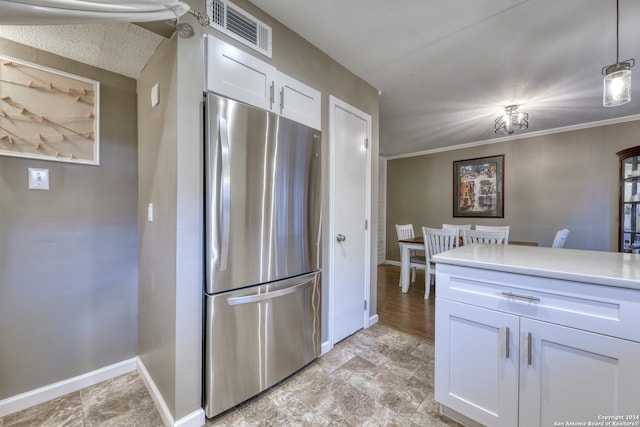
227;277;315;305
219;116;231;271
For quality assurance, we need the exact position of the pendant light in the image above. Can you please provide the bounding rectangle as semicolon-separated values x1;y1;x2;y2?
602;0;635;107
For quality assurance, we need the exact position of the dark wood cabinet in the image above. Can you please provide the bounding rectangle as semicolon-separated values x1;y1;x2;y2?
617;146;640;252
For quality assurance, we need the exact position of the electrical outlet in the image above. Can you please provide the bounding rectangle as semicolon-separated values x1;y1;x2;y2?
28;168;50;190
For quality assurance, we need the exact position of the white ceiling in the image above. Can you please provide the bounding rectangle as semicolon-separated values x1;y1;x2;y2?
2;1;640;157
249;0;640;156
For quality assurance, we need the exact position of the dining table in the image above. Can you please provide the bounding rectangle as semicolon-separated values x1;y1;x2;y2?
397;236;538;293
398;236;426;293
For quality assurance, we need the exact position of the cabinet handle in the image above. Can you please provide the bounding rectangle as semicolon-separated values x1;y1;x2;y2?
280;88;284;114
269;81;275;109
500;291;540;302
505;327;510;358
527;332;532;365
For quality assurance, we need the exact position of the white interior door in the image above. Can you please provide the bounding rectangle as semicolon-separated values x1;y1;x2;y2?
329;96;371;344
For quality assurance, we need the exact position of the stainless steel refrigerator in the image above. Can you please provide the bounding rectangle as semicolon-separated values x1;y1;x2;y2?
203;92;322;418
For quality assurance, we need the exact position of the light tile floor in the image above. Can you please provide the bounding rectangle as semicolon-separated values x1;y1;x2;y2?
1;324;460;427
0;370;163;427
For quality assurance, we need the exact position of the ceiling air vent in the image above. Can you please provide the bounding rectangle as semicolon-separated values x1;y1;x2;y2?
207;0;272;58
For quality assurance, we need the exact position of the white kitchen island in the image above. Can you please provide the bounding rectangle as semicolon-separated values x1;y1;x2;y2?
432;244;640;427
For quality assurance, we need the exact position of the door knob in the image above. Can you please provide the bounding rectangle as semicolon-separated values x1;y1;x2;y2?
336;234;346;242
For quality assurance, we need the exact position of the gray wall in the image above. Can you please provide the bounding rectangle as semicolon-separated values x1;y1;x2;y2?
136;1;379;420
0;38;138;399
137;28;204;420
386;120;640;261
137;37;180;416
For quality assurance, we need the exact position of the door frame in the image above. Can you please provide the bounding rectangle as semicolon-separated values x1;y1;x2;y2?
326;95;372;351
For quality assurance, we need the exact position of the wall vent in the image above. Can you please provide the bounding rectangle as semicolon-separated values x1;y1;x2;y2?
207;0;272;58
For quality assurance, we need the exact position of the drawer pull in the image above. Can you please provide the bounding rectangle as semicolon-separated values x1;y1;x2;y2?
500;291;540;302
527;332;533;365
505;327;510;359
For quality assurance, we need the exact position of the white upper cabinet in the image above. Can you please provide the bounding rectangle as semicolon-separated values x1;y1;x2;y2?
277;71;321;130
206;35;322;130
206;35;277;112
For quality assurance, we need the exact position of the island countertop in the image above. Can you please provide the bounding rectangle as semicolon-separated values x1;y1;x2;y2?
432;244;640;290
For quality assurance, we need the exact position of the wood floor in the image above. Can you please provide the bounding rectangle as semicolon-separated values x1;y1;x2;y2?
376;264;435;341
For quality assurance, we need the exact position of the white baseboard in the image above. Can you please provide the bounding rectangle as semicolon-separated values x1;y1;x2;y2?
174;409;206;427
0;357;205;426
136;357;205;427
320;340;333;355
368;314;379;327
0;358;136;417
385;259;400;267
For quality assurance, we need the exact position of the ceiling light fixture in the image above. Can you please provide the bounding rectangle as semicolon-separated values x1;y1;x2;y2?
602;0;635;107
494;105;528;135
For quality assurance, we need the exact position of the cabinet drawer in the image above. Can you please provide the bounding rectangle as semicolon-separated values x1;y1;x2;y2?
436;264;640;342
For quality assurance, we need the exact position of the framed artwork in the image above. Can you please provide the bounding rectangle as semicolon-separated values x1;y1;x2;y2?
453;154;504;218
0;54;100;165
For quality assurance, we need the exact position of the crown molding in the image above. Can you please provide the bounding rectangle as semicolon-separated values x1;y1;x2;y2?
384;114;640;160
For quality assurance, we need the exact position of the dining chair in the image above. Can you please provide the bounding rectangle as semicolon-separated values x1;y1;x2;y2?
551;229;570;248
395;224;426;285
475;225;510;244
442;223;471;235
462;229;507;245
422;227;459;299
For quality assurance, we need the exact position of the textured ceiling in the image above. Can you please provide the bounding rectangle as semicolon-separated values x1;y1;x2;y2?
248;0;640;156
0;23;165;79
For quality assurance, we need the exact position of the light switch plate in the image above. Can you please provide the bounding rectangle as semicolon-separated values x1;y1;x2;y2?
151;83;160;108
28;168;50;190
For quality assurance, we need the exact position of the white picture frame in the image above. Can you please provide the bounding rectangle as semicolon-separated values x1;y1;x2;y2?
0;54;100;165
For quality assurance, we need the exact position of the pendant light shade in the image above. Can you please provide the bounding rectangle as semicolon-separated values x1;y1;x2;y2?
602;0;634;107
603;61;633;107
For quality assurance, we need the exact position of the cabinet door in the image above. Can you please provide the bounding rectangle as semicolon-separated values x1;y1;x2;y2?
206;35;276;112
435;299;520;427
519;319;640;427
277;71;321;130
